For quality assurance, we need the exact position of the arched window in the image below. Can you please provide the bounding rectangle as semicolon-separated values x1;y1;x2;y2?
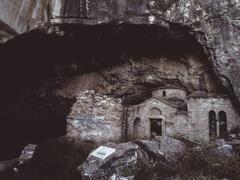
209;111;217;137
163;91;166;97
219;111;227;137
133;118;141;139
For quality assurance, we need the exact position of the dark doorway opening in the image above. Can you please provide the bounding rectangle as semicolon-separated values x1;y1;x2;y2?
219;111;227;138
150;118;162;138
209;110;217;138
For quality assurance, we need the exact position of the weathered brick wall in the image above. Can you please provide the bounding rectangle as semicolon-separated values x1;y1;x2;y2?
67;90;123;144
187;97;240;142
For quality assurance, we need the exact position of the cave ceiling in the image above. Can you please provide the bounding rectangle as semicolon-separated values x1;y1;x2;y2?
0;0;240;161
0;0;239;104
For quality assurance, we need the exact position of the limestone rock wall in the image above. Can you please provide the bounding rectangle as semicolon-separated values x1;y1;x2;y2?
57;55;218;104
67;90;123;144
1;0;240;104
0;0;240;151
156;0;240;102
0;0;48;36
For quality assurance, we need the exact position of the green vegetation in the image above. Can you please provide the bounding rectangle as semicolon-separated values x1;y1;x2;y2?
178;143;240;180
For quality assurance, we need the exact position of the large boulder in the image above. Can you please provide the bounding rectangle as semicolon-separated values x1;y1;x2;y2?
79;137;186;180
153;136;186;163
135;136;186;164
79;142;143;180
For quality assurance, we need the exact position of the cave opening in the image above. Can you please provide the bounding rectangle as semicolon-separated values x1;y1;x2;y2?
0;24;226;160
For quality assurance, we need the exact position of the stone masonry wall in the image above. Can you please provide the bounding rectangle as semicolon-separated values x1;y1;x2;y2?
67;90;123;144
128;98;184;139
187;97;240;142
152;89;187;100
168;114;188;137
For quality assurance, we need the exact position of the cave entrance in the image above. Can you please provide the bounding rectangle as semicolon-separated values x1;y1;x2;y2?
150;118;162;138
219;111;227;138
0;24;223;159
209;111;217;138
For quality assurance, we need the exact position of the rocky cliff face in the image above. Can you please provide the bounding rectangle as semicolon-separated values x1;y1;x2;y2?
0;0;240;162
0;0;240;103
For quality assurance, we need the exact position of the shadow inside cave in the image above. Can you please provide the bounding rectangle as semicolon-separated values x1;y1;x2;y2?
0;24;224;160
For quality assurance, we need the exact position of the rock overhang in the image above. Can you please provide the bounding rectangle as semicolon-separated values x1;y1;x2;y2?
0;0;240;161
0;0;240;106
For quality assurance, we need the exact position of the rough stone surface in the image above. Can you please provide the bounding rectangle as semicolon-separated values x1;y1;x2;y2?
152;136;186;163
58;56;218;104
187;96;239;141
79;137;185;180
0;0;48;42
151;0;240;102
52;55;240;143
18;144;37;164
1;0;240;168
79;142;142;180
67;90;123;144
1;0;240;103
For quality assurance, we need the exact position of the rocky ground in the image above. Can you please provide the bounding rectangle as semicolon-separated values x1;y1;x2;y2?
0;134;240;180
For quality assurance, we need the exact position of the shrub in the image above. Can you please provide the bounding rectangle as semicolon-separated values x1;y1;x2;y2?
178;143;240;180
